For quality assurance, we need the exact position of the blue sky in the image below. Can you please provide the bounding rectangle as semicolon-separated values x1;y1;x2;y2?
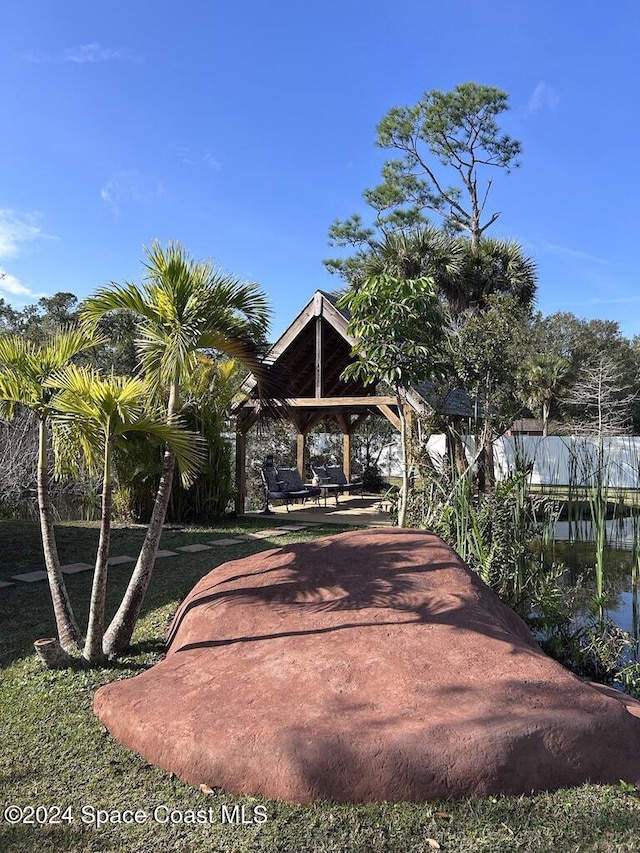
1;0;639;340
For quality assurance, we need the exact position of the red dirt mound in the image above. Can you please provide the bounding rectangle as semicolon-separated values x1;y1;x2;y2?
94;529;640;802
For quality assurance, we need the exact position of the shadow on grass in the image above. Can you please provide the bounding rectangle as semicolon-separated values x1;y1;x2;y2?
0;519;346;668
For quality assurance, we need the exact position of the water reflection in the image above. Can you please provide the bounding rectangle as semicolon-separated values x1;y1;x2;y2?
555;516;640;549
545;539;640;651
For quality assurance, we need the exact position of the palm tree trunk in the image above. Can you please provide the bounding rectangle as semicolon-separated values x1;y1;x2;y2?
84;437;112;664
102;376;181;658
37;418;82;653
102;444;176;657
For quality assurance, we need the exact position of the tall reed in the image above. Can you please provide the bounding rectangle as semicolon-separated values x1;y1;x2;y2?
407;434;563;620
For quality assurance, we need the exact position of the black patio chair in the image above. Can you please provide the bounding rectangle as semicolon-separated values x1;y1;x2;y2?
317;464;364;496
259;458;321;512
277;467;322;508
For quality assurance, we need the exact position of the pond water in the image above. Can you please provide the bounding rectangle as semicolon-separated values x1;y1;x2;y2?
547;537;640;652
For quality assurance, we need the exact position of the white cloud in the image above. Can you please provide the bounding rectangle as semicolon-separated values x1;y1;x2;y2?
0;211;51;305
63;42;124;64
203;153;222;170
538;240;608;265
100;171;164;214
587;295;640;305
169;145;222;170
524;82;559;117
26;43;135;64
0;268;47;302
173;146;194;165
0;209;48;259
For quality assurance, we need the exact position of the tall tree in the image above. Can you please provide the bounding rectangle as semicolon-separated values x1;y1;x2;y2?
448;294;532;491
48;365;203;664
563;354;636;437
326;82;522;283
81;241;276;657
520;352;570;436
0;329;100;651
531;312;638;430
338;271;445;526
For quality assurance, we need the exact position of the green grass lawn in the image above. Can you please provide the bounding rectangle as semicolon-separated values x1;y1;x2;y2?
1;518;640;852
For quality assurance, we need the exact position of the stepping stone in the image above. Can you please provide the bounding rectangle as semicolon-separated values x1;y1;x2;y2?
242;529;289;540
0;580;15;588
206;538;246;546
274;525;308;531
12;571;48;583
61;562;93;574
107;555;136;566
155;550;178;558
177;544;212;553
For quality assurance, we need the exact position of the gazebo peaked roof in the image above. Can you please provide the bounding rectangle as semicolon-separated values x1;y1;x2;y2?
240;290;362;404
233;289;473;512
239;289;472;419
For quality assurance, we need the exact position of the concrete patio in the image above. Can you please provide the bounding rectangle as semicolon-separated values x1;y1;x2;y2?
244;494;393;527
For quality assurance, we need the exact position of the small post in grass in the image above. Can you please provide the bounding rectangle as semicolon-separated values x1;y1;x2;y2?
34;637;72;669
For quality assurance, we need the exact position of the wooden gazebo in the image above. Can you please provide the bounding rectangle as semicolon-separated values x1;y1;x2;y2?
234;290;473;513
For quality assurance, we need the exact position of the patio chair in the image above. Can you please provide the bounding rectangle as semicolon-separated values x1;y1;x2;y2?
277;468;322;508
259;459;321;512
314;464;363;496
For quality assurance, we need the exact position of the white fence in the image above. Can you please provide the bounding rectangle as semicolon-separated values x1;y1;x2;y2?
492;436;640;489
420;435;640;489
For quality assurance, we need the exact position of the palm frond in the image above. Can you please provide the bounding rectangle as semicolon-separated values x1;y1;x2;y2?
117;418;205;488
80;281;163;328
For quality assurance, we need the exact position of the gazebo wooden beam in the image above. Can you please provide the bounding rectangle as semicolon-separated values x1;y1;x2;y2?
315;314;323;398
377;404;401;430
242;395;397;409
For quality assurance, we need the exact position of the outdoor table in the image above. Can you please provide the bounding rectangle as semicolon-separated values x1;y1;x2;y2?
306;482;340;507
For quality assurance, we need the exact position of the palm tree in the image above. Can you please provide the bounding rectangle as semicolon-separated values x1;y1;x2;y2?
521;352;569;436
81;241;275;657
345;229;536;315
448;237;537;314
48;365;204;663
0;330;99;652
358;225;464;288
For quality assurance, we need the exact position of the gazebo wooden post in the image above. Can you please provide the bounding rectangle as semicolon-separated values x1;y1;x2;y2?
290;412;308;482
342;412;369;482
296;432;306;480
336;413;352;482
342;431;351;482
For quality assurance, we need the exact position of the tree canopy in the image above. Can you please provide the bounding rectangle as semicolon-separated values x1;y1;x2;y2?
326;82;522;284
